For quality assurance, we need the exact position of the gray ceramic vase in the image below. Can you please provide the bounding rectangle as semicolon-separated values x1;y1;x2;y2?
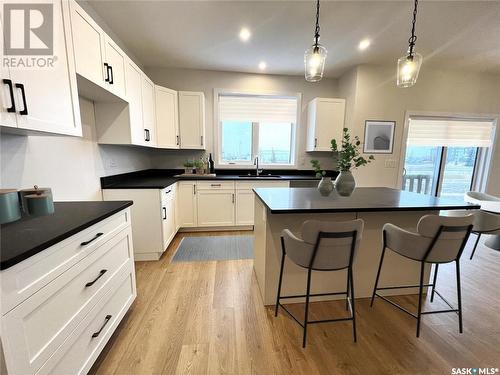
335;170;356;196
317;177;334;196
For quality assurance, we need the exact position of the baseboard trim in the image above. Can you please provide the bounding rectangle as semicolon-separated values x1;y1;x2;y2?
178;226;254;232
134;252;161;261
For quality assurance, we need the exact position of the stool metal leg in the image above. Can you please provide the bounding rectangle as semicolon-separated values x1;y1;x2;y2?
275;237;286;317
345;270;350;311
469;233;481;260
348;267;357;342
303;267;313;348
416;261;425;337
371;233;387;307
456;260;463;333
430;264;439;302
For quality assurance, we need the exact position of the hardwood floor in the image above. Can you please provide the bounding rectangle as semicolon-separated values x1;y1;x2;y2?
90;231;500;375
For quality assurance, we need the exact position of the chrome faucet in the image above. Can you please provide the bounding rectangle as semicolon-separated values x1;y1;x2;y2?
254;156;263;176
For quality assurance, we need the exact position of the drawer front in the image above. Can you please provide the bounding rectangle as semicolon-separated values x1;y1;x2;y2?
36;267;136;375
235;180;289;190
196;181;235;190
1;208;131;315
161;184;176;203
1;227;133;374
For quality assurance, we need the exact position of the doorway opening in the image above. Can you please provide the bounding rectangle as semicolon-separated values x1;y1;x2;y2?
402;116;496;198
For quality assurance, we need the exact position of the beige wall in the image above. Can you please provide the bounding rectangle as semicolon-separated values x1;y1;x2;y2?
343;65;500;195
146;67;340;171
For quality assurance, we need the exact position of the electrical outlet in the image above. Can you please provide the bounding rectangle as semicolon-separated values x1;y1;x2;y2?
384;159;396;168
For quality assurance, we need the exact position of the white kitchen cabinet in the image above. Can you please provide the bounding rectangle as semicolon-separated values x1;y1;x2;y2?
178;91;205;149
197;182;235;227
155;85;179;149
0;0;81;136
235;181;290;225
306;98;345;152
103;36;126;98
161;186;177;249
177;181;198;227
1;71;17;129
141;75;157;147
125;60;145;145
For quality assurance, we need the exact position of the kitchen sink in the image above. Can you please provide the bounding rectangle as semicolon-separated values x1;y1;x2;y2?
238;175;282;178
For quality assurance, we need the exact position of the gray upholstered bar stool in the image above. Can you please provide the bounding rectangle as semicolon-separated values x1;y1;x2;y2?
274;219;364;347
370;214;474;337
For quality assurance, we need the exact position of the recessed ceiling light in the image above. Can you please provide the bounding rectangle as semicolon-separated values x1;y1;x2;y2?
239;27;251;42
258;61;267;70
358;39;371;51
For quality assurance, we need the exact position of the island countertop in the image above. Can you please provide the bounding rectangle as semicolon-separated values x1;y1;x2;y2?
253;187;479;214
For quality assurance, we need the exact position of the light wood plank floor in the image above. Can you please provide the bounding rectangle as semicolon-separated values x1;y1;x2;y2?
90;231;500;375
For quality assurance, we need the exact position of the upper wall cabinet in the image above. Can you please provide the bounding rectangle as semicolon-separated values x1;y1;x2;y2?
0;0;81;136
178;91;206;150
141;75;157;147
155;85;179;149
306;98;346;152
70;1;126;100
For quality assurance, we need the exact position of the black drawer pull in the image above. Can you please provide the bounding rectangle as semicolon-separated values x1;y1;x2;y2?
85;269;107;287
144;128;150;142
92;315;112;338
108;65;114;84
211;184;221;187
104;63;109;82
81;232;104;246
163;207;167;220
2;79;16;113
15;83;28;115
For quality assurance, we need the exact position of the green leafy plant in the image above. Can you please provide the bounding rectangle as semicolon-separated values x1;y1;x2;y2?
183;160;194;168
310;159;326;178
193;159;205;169
332;128;374;171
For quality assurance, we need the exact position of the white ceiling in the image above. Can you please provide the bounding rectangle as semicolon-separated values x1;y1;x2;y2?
86;0;500;78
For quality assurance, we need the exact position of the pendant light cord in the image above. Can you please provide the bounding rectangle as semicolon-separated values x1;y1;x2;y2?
314;0;321;48
408;0;419;57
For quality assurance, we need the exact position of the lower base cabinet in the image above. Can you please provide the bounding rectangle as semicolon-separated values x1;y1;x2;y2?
0;208;136;375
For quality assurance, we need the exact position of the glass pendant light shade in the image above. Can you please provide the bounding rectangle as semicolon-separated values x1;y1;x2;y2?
304;44;327;82
396;52;422;88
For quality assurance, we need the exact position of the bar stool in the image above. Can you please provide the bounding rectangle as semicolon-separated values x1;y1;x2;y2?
370;214;474;337
274;219;364;347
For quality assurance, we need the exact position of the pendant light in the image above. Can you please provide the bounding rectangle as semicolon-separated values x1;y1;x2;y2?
304;0;327;82
397;0;422;88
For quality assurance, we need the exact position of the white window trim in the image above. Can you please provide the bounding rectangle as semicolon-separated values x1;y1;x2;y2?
398;110;499;193
213;88;301;169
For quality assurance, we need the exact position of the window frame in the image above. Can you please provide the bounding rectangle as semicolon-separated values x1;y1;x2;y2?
213;89;301;169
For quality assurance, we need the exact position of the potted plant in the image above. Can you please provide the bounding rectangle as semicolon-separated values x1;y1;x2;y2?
310;128;374;196
193;159;206;174
183;160;195;174
310;159;333;196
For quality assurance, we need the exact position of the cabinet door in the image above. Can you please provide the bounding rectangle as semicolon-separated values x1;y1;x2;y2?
161;197;176;249
125;60;145;146
235;190;255;225
70;1;106;87
104;37;126;98
197;190;235;227
11;0;81;136
1;70;17;129
178;91;205;149
177;182;197;227
141;75;157;147
315;99;345;151
155;86;179;149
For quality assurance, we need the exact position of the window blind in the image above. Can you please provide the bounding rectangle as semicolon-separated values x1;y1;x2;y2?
219;94;298;123
407;117;495;147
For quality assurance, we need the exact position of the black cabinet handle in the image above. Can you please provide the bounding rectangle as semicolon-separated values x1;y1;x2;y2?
201;135;203;146
2;79;16;113
144;128;150;142
176;135;179;145
15;83;28;115
85;269;107;287
104;63;109;82
92;315;112;338
162;207;167;220
80;232;104;246
108;65;114;84
314;138;317;148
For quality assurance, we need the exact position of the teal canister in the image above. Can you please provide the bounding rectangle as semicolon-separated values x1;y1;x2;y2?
25;194;55;216
0;189;22;224
19;186;52;213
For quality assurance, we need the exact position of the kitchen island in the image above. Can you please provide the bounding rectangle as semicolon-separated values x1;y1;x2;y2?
253;187;478;305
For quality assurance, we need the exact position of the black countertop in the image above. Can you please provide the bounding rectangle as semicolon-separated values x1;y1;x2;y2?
0;201;133;270
100;169;336;189
254;187;480;214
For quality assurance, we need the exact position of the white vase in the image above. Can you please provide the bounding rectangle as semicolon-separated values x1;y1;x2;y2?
317;177;334;196
335;171;356;196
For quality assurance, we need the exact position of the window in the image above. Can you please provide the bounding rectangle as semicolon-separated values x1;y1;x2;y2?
217;93;298;167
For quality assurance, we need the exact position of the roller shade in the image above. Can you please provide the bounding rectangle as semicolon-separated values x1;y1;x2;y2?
407;118;495;147
219;94;298;123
